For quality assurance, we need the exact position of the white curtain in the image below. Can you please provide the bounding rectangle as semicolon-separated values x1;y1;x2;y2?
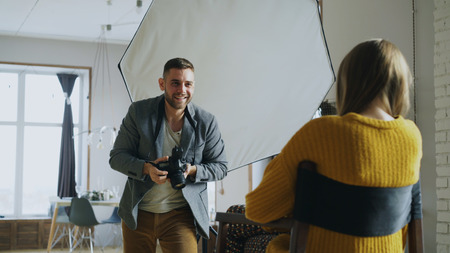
119;0;335;171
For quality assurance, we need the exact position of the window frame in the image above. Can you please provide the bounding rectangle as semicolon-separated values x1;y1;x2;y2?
0;62;91;218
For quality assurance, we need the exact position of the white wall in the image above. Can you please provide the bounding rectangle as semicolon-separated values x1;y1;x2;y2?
215;167;248;212
251;158;271;191
434;0;450;251
416;1;436;251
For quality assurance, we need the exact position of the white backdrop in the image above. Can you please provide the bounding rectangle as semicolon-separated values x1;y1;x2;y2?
119;0;334;171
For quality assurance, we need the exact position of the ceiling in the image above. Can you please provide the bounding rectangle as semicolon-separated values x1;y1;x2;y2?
0;0;153;45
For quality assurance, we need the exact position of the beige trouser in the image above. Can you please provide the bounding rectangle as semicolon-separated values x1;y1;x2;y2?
122;206;197;253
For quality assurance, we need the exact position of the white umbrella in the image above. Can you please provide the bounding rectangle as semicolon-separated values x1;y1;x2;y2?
119;0;335;171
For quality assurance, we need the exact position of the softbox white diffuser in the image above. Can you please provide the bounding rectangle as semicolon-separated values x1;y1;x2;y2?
119;0;335;171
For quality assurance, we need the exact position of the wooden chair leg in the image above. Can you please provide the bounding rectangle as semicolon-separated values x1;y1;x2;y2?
408;219;424;253
289;221;309;253
215;222;229;253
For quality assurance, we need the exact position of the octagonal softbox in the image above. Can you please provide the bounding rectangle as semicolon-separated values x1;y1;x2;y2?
119;0;335;171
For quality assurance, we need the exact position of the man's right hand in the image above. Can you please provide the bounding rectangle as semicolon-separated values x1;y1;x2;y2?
143;156;169;184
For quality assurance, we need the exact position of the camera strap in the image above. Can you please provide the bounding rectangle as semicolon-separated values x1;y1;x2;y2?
184;109;197;163
147;161;157;167
154;97;166;140
153;98;198;164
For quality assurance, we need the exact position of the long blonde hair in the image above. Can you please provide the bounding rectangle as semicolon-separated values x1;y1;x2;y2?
336;39;412;117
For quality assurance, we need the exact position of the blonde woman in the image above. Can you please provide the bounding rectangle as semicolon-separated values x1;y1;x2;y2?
245;39;422;252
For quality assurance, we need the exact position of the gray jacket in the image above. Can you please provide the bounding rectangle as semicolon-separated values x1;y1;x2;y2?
109;95;227;238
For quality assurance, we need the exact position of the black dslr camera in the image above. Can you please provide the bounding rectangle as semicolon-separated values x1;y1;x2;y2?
151;146;187;190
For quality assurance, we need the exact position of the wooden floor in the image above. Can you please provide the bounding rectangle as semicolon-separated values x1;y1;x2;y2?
5;246;163;253
5;248;119;253
3;247;124;253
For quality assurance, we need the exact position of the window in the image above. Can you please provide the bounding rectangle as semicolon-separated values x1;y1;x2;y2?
0;63;90;218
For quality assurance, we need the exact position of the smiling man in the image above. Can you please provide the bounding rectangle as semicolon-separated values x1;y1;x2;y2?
109;58;228;253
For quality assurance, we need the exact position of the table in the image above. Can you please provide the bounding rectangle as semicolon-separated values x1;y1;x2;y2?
47;197;119;252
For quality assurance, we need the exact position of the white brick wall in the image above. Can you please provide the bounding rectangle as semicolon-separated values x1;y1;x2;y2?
435;0;450;251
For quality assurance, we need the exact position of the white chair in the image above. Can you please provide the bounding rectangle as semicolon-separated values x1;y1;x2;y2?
49;203;73;249
100;207;123;251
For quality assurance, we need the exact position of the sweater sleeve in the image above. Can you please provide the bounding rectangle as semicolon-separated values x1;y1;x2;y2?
245;128;306;223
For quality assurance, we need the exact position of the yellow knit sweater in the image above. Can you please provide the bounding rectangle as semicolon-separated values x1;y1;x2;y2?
245;113;422;253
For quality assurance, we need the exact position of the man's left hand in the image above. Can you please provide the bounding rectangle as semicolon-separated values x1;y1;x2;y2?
184;164;197;178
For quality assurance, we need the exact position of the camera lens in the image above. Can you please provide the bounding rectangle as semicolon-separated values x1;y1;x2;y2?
170;170;186;189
